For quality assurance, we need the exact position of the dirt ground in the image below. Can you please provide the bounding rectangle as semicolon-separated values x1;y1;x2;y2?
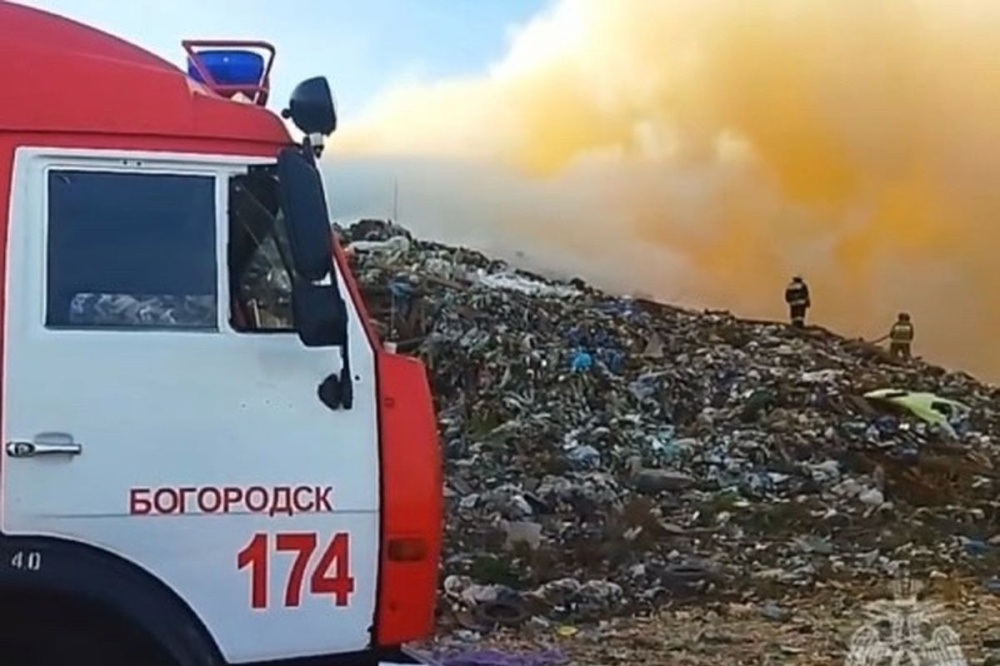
419;575;1000;665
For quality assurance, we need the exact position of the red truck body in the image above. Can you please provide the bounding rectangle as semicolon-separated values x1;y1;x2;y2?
0;3;442;665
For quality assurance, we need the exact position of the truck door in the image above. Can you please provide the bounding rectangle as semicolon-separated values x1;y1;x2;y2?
1;148;380;663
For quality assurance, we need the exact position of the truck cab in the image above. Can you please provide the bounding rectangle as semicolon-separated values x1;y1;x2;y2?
0;3;441;665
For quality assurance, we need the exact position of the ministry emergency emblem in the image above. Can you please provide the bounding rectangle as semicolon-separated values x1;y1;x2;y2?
846;576;966;666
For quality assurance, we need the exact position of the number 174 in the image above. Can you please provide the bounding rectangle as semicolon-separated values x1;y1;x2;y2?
237;531;355;609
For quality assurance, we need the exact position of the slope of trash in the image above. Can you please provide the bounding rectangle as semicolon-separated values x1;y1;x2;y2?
418;576;1000;666
338;219;1000;635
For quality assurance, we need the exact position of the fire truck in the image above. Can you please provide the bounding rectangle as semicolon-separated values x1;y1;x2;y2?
0;2;442;665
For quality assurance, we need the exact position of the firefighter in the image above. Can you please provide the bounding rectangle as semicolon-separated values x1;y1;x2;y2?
888;312;914;359
784;276;810;328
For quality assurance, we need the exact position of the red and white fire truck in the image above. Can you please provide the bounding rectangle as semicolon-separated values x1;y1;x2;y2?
0;3;442;664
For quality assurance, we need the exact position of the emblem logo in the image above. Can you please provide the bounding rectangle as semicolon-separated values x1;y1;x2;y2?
846;575;966;666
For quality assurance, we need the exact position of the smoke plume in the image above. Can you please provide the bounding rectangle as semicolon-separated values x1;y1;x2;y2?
326;0;1000;381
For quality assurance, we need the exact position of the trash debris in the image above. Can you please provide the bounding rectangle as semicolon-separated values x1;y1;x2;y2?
504;521;543;551
340;219;1000;627
761;601;790;622
439;649;568;666
863;388;971;437
475;599;531;629
858;488;885;507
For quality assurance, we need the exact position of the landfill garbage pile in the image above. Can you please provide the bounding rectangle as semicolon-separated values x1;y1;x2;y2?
338;218;1000;633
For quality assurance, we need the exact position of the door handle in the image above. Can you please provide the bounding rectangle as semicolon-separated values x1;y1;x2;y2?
6;433;82;458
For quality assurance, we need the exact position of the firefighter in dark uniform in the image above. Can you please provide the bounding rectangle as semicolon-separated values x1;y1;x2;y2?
784;276;810;328
888;312;914;359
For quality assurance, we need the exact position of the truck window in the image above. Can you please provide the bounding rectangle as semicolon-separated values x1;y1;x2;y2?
46;170;218;330
228;172;294;332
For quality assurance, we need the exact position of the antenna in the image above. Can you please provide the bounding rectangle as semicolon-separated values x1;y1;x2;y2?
392;177;399;222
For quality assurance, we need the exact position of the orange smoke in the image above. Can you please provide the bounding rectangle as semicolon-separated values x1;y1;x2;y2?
330;0;1000;380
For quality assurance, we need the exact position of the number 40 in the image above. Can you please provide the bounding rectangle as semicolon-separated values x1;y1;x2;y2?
237;532;355;609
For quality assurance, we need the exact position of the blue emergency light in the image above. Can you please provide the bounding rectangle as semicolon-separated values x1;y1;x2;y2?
182;40;275;105
186;49;264;88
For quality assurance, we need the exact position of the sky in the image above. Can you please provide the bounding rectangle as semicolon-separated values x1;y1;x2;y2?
14;0;545;122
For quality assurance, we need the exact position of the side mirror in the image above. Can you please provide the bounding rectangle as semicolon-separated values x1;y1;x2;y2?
282;77;337;136
292;282;345;347
277;148;333;282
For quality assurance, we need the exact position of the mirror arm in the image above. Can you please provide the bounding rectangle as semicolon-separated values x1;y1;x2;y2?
303;133;324;159
331;255;353;409
318;139;351;410
315;281;353;411
284;143;353;410
337;344;353;410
